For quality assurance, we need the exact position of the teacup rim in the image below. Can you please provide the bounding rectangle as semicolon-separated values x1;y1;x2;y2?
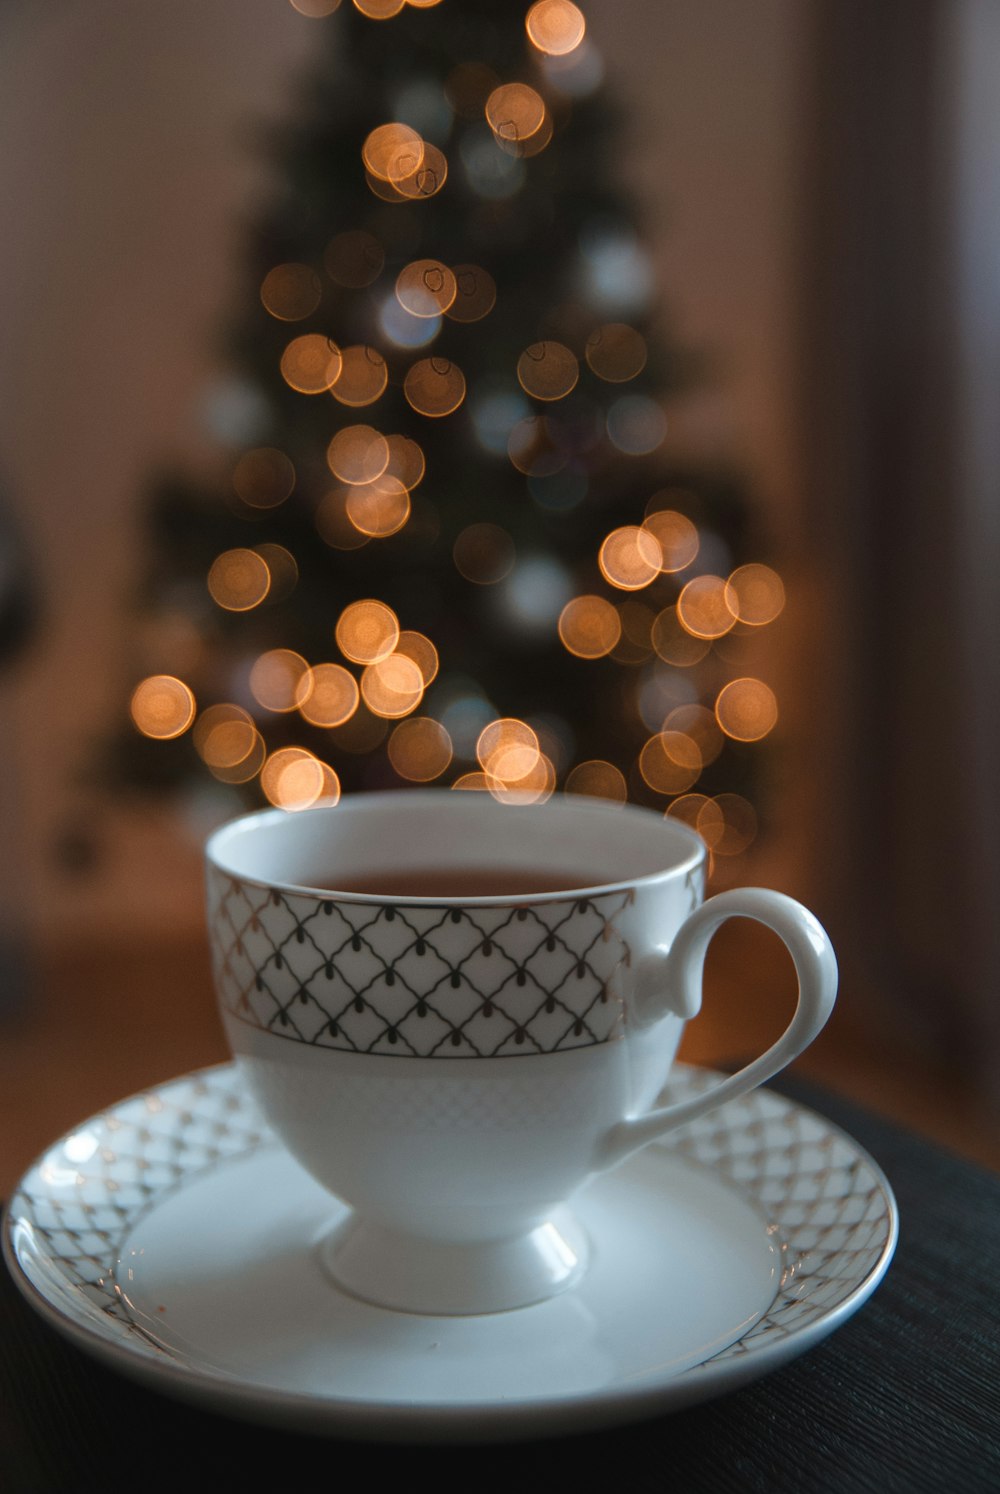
205;790;706;907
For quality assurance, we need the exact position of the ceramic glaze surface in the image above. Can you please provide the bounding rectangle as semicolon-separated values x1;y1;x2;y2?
202;795;838;1312
4;1063;898;1442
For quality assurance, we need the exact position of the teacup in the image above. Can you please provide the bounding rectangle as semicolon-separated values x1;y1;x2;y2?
205;790;837;1315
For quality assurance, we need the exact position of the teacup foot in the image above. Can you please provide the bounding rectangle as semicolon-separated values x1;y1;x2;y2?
317;1210;589;1316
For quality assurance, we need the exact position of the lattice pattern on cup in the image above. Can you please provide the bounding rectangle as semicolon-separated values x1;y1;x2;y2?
207;875;646;1057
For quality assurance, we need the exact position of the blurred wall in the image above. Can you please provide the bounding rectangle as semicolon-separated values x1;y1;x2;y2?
0;0;802;945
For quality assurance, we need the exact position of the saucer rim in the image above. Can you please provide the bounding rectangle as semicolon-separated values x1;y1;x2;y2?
2;1063;899;1444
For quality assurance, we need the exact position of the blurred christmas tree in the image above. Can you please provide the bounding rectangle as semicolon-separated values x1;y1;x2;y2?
115;0;784;856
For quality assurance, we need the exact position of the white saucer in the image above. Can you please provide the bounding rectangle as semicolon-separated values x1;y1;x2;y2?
4;1062;897;1443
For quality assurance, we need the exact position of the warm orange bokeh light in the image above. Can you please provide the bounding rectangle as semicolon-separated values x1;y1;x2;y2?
642;508;699;573
353;0;405;17
488;752;556;806
194;704;264;783
392;142;448;200
253;544;298;604
130;675;195;740
260;263;322;321
724;564;786;627
650;606;712;667
335;600;400;664
331;345;388;408
315;488;370;550
451;771;491;791
362;122;424;182
525;0;586;55
280;335;343;395
388;716;453;781
296;663;360;727
564;760;627;804
360;653;425;718
207;549;271;611
232;448;296;509
446;265;497;323
584;323;647;383
261;748;340;811
558;595;621;658
345;476;411;537
404;357;466;416
639;731;702;795
453;523;515;585
396;259;458;318
290;0;341;15
517;341;579;401
326;425;390;485
393;630;439;686
383;434;425;490
677;575;737;639
599;526;661;591
700;793;757;855
663;703;724;766
485;83;546;146
715;678;779;741
324;229;384;288
249;649;309;713
477;718;540;785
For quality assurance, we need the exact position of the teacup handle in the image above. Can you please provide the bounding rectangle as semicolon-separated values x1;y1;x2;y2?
596;888;838;1172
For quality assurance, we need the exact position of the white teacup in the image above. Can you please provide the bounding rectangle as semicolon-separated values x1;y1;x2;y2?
206;791;837;1315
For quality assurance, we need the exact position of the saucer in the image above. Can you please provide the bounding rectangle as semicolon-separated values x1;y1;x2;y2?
4;1062;897;1443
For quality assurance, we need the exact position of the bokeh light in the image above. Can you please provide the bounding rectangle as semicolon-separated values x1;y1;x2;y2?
249;649;309;713
715;678;778;741
598;526;661;590
331;345;388;407
650;607;712;667
296;663;360;727
663;703;724;766
724;563;786;627
639;731;702;795
207;549;271;611
336;599;400;663
290;0;341;15
404;357;466;416
396;259;457;317
564;760;627;803
194;704;264;784
476;718;540;783
252;543;297;604
260;263;322;321
526;0;586;55
394;630;439;685
517;342;579;402
361;653;425;717
393;142;448;199
326;425;390;485
642;507;699;573
324;230;384;288
280;335;343;395
606;395;666;454
363;122;424;182
558;595;621;658
130;676;195;740
383;434;425;490
232;448;296;509
345;474;411;537
452;771;491;791
354;0;405;17
446;265;496;323
261;747;340;811
699;793;757;855
453;523;515;585
485;83;546;148
584;323;647;383
316;487;370;550
677;575;737;639
388;716;453;781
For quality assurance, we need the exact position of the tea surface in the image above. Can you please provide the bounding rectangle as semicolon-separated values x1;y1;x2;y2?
319;867;613;899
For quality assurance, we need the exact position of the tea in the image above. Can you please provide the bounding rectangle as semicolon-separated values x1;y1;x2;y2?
321;867;611;899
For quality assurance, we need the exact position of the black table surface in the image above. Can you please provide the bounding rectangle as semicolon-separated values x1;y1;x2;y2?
3;1073;999;1494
